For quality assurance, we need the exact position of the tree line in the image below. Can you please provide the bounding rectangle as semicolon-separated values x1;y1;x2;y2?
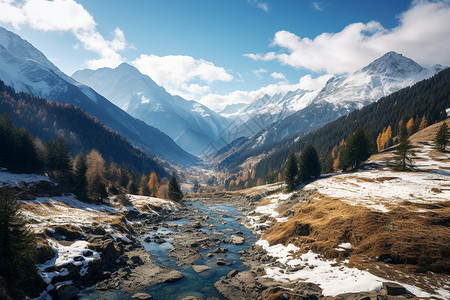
0;113;185;203
246;67;450;188
0;80;167;176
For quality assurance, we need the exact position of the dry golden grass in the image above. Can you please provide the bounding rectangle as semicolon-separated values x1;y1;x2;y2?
264;193;450;273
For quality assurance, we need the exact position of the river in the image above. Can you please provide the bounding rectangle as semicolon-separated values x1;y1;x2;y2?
78;201;257;300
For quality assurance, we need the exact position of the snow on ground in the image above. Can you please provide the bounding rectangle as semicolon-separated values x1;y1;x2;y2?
127;194;179;212
256;240;433;298
37;239;100;284
303;143;450;213
0;169;52;187
246;192;293;234
20;196;116;231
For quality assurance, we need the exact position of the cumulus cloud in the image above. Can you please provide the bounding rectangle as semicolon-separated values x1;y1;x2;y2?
247;0;270;12
270;72;286;81
200;73;332;110
312;2;323;11
244;0;450;74
252;68;267;78
131;54;233;98
0;0;127;69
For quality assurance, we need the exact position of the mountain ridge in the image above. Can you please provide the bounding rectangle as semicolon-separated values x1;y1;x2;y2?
72;63;230;155
0;27;197;166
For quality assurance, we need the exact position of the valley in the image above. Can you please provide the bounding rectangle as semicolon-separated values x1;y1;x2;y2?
1;121;449;299
1;2;450;299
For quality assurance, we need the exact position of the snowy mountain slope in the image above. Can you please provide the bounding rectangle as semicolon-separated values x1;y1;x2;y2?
72;63;230;155
0;27;197;165
215;52;444;166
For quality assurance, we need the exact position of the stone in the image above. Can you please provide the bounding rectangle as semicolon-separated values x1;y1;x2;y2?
382;282;407;296
82;250;94;257
227;269;238;278
229;235;245;245
216;258;226;265
55;284;80;300
73;255;85;261
192;265;211;273
213;247;228;253
207;253;214;258
132;292;152;299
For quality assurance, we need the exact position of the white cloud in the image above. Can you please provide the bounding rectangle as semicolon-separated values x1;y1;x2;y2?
247;0;270;12
131;54;233;97
0;0;127;69
270;72;286;81
244;0;450;74
200;73;332;111
252;68;267;78
312;2;323;11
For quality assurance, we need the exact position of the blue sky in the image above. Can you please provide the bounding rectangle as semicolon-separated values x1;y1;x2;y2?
1;0;450;110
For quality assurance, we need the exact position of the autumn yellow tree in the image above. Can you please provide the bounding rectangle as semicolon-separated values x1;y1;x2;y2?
377;125;392;152
418;116;428;131
86;149;107;203
148;172;159;197
406;117;415;136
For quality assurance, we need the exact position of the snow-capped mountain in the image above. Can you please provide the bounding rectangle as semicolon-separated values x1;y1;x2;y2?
72;63;230;155
215;51;444;167
0;27;196;165
226;51;442;142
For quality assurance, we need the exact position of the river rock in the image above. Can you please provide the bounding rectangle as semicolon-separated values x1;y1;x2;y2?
192;265;211;273
55;284;80;300
213;247;228;253
132;292;152;299
217;258;226;265
230;235;245;245
382;282;407;295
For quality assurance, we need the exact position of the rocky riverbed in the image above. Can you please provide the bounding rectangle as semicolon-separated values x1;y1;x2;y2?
28;189;422;300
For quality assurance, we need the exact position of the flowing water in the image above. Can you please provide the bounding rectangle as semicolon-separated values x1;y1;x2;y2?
79;201;256;300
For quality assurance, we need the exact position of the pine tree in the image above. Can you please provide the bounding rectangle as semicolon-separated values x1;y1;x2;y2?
298;144;321;183
341;128;373;171
435;122;449;151
139;174;150;196
192;179;199;193
393;133;415;171
168;171;183;201
148;172;159;197
0;187;43;296
127;179;139;195
73;153;88;202
86;150;107;203
284;152;298;191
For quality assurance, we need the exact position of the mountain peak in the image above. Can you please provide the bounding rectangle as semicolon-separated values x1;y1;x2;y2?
361;51;424;77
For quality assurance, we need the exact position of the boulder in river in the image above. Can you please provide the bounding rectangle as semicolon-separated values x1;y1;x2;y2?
132;292;152;299
192;265;211;273
230;235;245;245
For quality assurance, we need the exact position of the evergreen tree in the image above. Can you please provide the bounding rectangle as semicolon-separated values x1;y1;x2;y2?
393;133;415;171
73;153;88;202
46;136;72;183
435;122;449;151
86;150;107;203
168;171;183;201
127;179;139;195
148;172;159;197
341;128;373;171
298;144;321;183
139;174;150;196
284;152;298;191
0;187;43;296
192;179;200;193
